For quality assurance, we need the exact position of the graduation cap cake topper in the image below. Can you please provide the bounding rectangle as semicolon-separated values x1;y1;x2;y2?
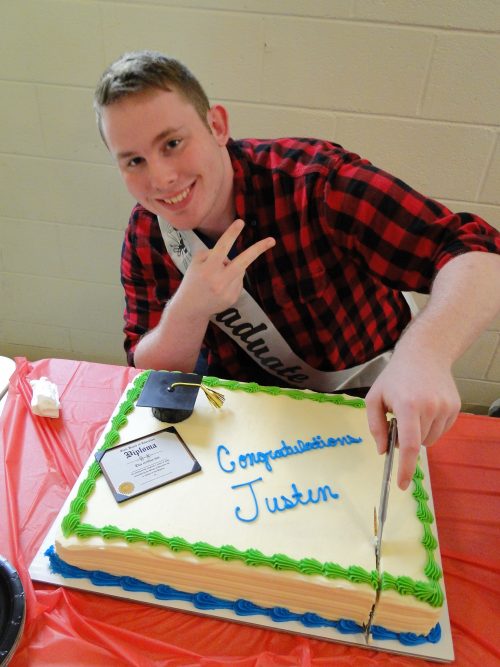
136;371;224;422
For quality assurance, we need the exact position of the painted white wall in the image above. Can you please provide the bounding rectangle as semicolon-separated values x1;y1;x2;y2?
1;0;499;410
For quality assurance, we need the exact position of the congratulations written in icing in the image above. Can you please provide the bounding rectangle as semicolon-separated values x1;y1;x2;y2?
217;433;363;474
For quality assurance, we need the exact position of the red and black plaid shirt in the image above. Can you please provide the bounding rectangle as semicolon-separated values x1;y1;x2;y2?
121;137;500;385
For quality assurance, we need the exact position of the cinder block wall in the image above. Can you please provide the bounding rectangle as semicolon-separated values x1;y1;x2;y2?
0;1;499;411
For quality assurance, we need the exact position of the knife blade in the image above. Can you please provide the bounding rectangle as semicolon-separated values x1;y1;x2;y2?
374;417;397;570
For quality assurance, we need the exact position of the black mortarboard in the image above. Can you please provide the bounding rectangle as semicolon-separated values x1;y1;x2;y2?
136;371;202;423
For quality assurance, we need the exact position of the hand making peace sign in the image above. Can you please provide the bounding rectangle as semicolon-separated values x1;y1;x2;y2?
177;219;276;317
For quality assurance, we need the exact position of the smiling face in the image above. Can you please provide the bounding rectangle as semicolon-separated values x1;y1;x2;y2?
101;88;235;239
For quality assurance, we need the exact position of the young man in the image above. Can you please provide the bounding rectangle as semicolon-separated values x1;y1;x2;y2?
94;51;500;490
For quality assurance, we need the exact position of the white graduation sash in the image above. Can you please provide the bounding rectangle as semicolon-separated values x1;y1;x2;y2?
158;218;401;392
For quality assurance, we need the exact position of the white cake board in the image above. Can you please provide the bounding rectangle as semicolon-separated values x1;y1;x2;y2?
29;448;454;662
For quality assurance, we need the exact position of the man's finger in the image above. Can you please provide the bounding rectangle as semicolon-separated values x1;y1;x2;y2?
443;411;460;439
394;407;422;490
231;236;276;271
365;389;390;455
211;219;245;259
422;413;455;449
421;396;460;449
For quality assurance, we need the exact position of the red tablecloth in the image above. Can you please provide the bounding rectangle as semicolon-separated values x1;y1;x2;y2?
1;358;499;666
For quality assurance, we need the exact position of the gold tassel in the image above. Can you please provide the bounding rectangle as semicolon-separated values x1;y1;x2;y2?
200;385;225;409
169;382;225;410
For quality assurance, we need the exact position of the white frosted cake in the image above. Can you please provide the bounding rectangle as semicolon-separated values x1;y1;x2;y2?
47;371;443;645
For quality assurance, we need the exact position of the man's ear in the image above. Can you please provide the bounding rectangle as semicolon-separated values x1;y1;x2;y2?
207;104;230;146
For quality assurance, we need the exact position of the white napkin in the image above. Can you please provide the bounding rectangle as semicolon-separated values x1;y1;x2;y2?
29;377;60;418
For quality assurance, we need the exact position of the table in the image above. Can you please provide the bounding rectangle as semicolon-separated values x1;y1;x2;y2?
1;357;499;666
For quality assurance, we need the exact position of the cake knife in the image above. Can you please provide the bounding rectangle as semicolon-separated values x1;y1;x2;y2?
364;418;397;643
374;417;397;570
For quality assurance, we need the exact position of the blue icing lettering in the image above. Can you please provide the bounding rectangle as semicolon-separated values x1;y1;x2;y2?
231;479;340;523
231;477;263;523
216;434;363;475
265;482;339;515
221;431;359;524
216;444;235;473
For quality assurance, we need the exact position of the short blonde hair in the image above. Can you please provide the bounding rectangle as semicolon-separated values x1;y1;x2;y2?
94;51;211;139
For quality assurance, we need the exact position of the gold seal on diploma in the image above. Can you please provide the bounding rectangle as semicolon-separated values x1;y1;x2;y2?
118;481;135;495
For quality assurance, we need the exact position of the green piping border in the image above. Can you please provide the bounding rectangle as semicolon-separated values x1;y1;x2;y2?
61;370;443;607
